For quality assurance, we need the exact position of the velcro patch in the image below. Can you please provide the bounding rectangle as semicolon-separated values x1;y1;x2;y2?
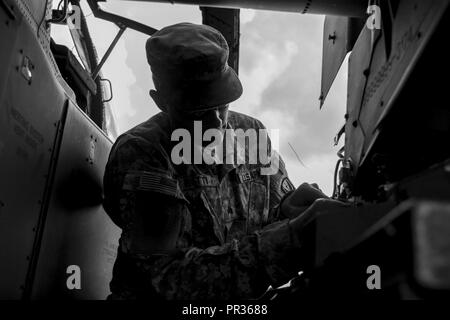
239;171;253;183
237;169;259;184
281;177;295;194
123;170;185;200
196;175;219;187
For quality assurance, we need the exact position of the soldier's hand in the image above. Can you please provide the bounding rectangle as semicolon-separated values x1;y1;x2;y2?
289;198;350;231
281;183;329;219
286;198;351;269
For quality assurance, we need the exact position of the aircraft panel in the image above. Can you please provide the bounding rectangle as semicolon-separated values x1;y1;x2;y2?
0;0;23;104
345;0;448;181
20;0;48;25
0;11;66;298
31;101;120;300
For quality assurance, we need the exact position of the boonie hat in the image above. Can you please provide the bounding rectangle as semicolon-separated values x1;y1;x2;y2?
146;22;243;111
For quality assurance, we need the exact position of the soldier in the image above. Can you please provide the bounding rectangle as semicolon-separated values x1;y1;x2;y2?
103;22;343;300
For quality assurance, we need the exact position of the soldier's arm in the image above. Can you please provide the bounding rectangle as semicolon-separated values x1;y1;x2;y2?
131;193;305;300
266;151;296;222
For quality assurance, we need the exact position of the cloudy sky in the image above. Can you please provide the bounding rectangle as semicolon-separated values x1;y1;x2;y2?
52;0;348;195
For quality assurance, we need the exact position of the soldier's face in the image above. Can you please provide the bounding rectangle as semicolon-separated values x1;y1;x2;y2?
171;105;229;135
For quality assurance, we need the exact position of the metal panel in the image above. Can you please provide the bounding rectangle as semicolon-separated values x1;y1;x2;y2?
201;7;240;74
395;160;450;202
312;201;394;267
0;0;22;105
0;11;66;298
31;101;120;300
320;16;363;107
20;0;47;25
344;25;371;175
359;0;448;165
290;200;450;298
127;0;367;17
345;0;449;178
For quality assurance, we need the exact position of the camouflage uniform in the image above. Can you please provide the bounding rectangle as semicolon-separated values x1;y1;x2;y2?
103;110;304;300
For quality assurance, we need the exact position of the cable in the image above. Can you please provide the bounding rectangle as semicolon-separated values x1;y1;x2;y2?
37;0;49;38
57;0;64;11
332;158;343;199
47;0;69;25
332;146;345;199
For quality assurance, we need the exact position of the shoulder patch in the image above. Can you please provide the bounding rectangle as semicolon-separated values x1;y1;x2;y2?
281;177;295;194
123;170;186;201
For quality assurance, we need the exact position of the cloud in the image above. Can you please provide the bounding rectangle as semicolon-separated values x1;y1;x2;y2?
224;12;337;182
234;10;348;192
236;39;299;114
285;153;338;196
240;9;256;24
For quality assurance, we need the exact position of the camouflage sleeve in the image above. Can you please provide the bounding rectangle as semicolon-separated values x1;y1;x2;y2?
140;218;304;300
103;136;173;228
265;151;295;224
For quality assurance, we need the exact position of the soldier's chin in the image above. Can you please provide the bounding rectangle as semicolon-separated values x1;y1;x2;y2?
202;126;226;135
196;130;225;148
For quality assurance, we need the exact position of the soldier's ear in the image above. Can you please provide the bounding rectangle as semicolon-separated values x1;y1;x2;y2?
150;89;167;112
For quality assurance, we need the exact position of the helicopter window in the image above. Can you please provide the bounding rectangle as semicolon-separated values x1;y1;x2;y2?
50;1;94;113
50;1;112;132
50;2;88;71
51;31;93;109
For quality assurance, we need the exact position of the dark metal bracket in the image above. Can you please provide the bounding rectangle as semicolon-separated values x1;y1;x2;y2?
85;0;158;79
86;0;158;35
91;26;126;80
48;0;69;24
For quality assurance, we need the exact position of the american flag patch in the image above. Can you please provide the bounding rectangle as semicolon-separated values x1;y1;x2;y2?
122;170;184;200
